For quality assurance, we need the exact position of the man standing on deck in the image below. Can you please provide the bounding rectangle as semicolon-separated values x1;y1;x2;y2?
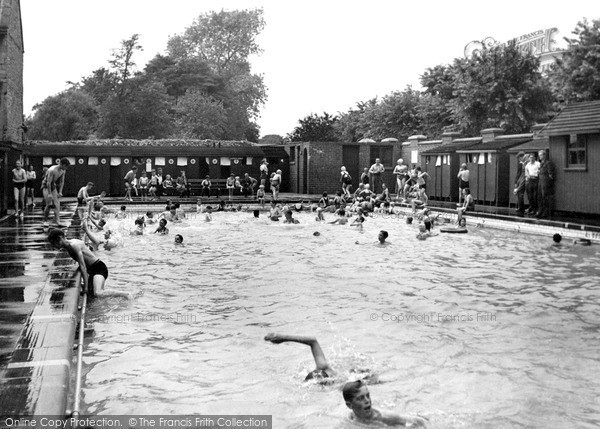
369;158;385;194
513;152;526;216
537;150;556;219
42;158;70;226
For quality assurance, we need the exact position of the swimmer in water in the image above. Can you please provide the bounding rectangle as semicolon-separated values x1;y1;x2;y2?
378;230;389;245
174;234;183;244
264;334;376;384
263;334;336;382
343;380;427;427
154;218;169;235
283;209;300;224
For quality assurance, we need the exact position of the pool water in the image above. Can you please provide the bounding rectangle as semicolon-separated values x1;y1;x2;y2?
81;211;600;428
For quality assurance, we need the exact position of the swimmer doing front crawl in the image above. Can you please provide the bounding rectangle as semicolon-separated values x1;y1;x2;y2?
264;333;427;427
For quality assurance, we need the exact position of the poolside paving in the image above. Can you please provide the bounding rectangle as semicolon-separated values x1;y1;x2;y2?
0;204;80;416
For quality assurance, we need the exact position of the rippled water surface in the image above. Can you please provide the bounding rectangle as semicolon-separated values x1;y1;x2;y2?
82;212;600;428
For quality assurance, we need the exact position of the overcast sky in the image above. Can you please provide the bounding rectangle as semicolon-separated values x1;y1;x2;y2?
22;0;599;137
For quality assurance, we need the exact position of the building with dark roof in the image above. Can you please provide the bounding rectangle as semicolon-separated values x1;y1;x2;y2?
24;139;284;196
0;0;24;215
539;100;600;215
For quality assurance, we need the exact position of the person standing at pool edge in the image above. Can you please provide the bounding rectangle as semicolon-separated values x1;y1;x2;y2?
513;152;527;216
12;160;27;218
42;158;70;226
369;158;385;194
536;150;556;219
124;166;137;202
25;164;37;207
457;163;470;205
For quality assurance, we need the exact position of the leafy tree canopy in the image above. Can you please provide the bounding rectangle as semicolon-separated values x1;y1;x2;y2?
288;112;339;142
549;19;600;102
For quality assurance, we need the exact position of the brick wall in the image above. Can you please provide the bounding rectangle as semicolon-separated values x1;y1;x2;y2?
0;0;24;145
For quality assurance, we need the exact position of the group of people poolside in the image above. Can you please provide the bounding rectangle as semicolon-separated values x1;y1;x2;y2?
11;160;39;218
123;166;190;201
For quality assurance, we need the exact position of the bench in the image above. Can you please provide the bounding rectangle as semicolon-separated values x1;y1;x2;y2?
187;179;228;197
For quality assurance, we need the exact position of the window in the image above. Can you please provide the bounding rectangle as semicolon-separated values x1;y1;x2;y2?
567;134;587;169
369;145;393;167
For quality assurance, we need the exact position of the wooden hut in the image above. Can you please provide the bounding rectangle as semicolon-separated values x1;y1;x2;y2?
539;100;600;215
456;130;532;205
420;138;481;202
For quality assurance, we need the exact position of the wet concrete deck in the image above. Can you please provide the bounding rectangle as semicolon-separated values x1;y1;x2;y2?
0;204;80;416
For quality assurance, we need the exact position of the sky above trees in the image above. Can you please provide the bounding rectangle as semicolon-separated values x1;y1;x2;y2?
22;0;599;137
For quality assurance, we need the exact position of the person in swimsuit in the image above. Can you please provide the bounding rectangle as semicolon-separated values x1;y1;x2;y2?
124;166;137;202
264;334;336;382
48;228;108;297
25;165;37;207
457;188;474;225
393;159;409;200
138;171;150;201
77;182;94;206
259;159;269;190
457;163;470;205
340;166;353;198
42;158;70;226
343;380;427;427
270;169;282;200
12;160;27;218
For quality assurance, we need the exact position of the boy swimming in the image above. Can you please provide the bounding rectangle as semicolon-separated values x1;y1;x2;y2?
343;380;427;427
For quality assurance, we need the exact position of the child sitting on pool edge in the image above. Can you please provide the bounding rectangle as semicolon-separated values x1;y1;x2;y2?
343;380;427;427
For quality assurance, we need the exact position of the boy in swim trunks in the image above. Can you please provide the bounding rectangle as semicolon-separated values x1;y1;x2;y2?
42;158;70;226
48;228;108;297
343;380;427;427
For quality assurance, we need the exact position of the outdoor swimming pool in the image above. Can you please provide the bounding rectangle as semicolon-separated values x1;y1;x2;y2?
81;211;600;428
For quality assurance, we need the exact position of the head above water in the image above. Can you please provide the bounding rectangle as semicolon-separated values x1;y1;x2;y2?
174;234;183;244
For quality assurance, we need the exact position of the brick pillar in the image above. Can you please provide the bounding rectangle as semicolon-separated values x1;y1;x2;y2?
481;128;505;143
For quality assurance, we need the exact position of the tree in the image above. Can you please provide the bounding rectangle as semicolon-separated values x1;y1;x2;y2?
109;34;143;100
418;65;455;138
259;134;284;145
167;9;265;73
172;90;228;139
144;54;224;100
97;80;173;139
450;41;552;135
360;87;422;141
167;9;267;139
288;112;339;142
27;90;98;141
549;19;600;102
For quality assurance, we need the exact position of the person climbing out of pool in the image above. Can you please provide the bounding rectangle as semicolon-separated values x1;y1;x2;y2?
456;188;474;225
342;380;427;427
48;228;108;297
82;219;119;251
